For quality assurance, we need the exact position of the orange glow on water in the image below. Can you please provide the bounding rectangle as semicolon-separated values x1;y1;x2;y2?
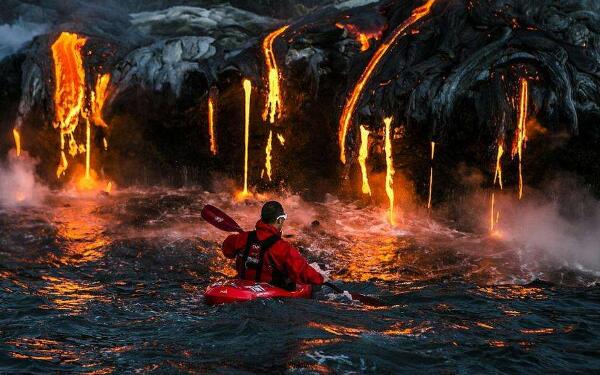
208;96;217;155
513;79;528;199
384;117;395;225
262;25;289;124
338;0;437;164
242;79;252;195
91;73;110;128
358;125;371;195
13;128;21;157
51;32;87;178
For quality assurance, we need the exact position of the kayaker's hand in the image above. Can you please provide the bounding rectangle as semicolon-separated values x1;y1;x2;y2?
310;262;331;283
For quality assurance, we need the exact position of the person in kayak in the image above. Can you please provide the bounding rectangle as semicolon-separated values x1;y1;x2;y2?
221;201;327;290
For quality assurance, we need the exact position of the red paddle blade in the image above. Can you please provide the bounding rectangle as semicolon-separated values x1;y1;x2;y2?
201;204;244;233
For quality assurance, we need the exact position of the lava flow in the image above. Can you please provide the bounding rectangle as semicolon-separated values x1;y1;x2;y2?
91;73;111;128
512;78;529;199
335;23;383;52
242;79;252;196
493;144;504;190
208;95;217;155
338;0;437;164
262;25;289;124
265;130;273;181
12;128;21;157
358;125;371;195
384;117;395;225
51;32;87;178
428;141;435;209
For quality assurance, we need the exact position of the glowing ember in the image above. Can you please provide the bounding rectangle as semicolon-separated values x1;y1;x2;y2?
428;141;435;209
208;96;217;155
103;137;108;151
338;0;437;163
384;117;395;225
277;133;285;145
262;25;289;124
512;78;529;199
242;79;252;195
51;32;87;178
91;73;111;128
493;144;504;190
265;130;273;181
358;125;371;195
13;128;21;157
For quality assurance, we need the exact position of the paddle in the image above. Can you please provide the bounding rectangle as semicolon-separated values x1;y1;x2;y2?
201;204;244;233
201;204;387;307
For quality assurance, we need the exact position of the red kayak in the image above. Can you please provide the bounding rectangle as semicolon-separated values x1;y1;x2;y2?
204;279;312;305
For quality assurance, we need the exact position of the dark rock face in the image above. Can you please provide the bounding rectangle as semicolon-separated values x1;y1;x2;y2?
1;0;599;201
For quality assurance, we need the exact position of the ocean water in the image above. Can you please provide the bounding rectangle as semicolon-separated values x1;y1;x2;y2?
1;188;599;373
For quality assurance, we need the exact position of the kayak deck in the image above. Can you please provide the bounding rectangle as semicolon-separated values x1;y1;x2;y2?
204;279;312;305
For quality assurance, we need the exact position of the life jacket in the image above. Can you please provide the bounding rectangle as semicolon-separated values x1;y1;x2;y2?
235;231;293;289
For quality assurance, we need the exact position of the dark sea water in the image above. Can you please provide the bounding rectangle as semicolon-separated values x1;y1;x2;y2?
1;188;599;374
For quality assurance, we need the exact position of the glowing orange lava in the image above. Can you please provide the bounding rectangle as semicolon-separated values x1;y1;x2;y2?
265;130;273;181
103;137;108;151
490;192;495;232
262;25;289;124
428;141;435;209
358;125;371;195
51;32;87;178
335;23;383;52
208;96;217;155
512;78;528;199
276;133;285;145
493;144;504;190
85;119;91;179
13;128;21;157
91;73;110;128
338;0;437;163
242;79;252;195
384;117;395;225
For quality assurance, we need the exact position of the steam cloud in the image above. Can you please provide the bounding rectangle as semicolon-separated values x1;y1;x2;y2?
0;19;49;59
498;176;600;275
0;151;47;207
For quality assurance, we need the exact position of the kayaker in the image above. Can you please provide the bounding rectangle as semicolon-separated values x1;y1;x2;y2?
221;201;327;290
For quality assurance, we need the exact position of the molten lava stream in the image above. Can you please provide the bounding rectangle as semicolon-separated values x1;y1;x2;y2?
384;117;395;225
91;73;111;128
513;78;529;199
85;119;91;180
264;130;273;181
358;125;371;195
51;32;87;178
428;141;435;209
242;79;252;196
208;96;217;155
493;144;504;190
262;25;289;124
338;0;437;164
13;128;21;157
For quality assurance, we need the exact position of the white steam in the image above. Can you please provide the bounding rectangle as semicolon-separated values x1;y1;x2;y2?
498;177;600;274
0;151;47;207
0;19;49;59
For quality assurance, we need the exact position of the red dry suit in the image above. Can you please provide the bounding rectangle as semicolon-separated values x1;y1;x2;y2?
221;220;324;288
